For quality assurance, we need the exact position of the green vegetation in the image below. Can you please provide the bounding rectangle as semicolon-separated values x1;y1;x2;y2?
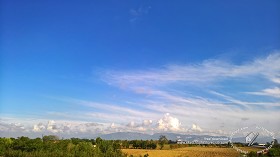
0;135;157;157
129;140;157;149
0;136;123;157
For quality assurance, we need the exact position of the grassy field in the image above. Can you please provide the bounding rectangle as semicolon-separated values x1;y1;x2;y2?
123;147;240;157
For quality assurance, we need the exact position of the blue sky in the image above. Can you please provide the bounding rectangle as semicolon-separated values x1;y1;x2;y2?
1;0;280;137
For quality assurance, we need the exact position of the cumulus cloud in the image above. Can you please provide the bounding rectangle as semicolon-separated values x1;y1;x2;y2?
110;123;116;128
142;120;153;126
126;121;136;127
31;120;105;135
47;120;61;133
126;120;153;128
12;123;25;130
0;122;32;138
157;113;181;131
0;122;27;132
33;123;45;132
190;124;203;132
77;122;104;133
108;113;183;133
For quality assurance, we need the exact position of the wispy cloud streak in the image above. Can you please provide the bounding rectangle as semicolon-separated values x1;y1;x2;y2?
104;52;280;87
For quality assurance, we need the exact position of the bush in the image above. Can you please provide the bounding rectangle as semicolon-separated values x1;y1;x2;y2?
269;148;280;156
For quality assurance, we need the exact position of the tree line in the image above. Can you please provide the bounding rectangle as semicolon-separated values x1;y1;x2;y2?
0;135;160;157
0;135;123;157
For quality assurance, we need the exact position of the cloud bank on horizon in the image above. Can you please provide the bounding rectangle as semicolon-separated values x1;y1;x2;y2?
1;52;280;138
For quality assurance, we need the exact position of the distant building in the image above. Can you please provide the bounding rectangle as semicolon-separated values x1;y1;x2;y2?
176;139;188;144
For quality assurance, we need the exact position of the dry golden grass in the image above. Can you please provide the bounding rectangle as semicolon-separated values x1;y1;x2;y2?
122;147;240;157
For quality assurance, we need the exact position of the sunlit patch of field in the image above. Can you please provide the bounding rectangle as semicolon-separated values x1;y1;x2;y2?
122;147;240;157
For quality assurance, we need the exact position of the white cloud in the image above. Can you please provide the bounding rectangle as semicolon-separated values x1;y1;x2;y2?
263;87;280;98
66;99;159;121
190;124;203;132
110;123;116;129
272;77;280;84
47;120;61;133
0;122;27;132
33;123;45;132
246;87;280;98
143;120;153;126
104;52;280;87
127;121;136;127
31;120;105;135
157;113;181;131
122;119;153;132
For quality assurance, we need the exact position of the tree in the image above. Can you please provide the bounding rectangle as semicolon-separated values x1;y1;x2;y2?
96;137;102;144
147;142;157;149
12;136;30;151
0;137;13;155
26;138;43;152
121;140;129;149
71;137;82;145
43;135;59;142
159;135;168;149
